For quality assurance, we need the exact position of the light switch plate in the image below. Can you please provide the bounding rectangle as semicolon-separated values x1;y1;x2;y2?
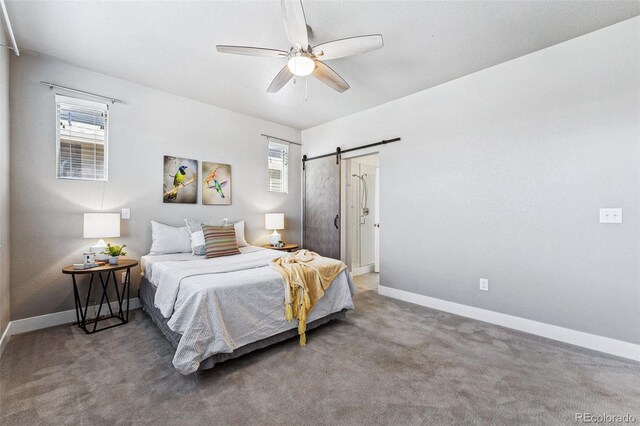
121;208;131;220
599;208;622;224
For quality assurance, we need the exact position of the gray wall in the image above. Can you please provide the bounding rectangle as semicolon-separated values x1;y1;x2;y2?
10;53;301;321
0;35;10;337
302;18;640;344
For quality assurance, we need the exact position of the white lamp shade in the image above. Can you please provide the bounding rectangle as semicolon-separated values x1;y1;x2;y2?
83;213;121;239
265;213;284;230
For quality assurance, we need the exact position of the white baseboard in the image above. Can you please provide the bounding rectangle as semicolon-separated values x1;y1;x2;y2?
352;264;375;276
378;286;640;362
0;298;141;360
0;322;11;360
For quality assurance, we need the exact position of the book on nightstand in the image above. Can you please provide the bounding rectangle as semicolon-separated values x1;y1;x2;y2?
73;263;98;270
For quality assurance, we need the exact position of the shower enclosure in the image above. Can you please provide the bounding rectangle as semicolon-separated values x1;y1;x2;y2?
347;156;378;274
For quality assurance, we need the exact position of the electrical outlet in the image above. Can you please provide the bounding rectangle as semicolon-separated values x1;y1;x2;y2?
479;278;489;291
89;298;99;318
121;272;127;282
599;208;622;224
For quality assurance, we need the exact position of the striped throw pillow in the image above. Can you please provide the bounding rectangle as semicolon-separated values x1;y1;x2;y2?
202;224;241;258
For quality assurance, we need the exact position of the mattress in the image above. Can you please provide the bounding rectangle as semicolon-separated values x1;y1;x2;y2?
140;246;355;374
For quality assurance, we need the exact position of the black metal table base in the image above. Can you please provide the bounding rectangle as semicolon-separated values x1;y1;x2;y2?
72;268;131;334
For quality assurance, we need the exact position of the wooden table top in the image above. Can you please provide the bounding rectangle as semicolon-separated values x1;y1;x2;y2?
261;244;300;251
62;258;138;275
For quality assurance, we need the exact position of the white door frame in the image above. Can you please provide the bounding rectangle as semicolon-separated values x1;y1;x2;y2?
374;165;380;273
340;150;380;274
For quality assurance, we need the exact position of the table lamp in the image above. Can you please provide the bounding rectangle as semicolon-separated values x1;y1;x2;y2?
84;213;121;260
265;213;284;246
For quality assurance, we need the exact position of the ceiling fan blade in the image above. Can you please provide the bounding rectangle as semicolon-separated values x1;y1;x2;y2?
281;0;309;49
267;65;294;93
313;60;349;93
313;34;384;60
216;45;288;58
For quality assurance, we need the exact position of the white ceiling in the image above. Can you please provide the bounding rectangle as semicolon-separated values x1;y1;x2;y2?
6;1;639;129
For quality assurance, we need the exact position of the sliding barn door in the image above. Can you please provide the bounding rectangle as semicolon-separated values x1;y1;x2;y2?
304;156;340;259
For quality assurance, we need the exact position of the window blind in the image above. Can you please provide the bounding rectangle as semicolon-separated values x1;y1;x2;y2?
56;95;108;181
267;140;289;193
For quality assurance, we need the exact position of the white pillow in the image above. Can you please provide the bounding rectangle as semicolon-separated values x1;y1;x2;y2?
184;219;207;255
150;220;192;255
232;220;249;247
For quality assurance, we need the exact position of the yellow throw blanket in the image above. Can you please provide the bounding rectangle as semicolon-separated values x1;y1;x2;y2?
270;249;347;346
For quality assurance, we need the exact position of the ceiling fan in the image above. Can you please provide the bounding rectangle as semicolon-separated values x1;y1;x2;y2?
216;0;383;94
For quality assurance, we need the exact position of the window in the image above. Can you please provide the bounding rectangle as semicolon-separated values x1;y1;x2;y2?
56;95;108;181
268;140;289;193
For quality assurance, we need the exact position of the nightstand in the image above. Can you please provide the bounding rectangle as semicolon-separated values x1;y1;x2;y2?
62;259;138;334
261;244;300;252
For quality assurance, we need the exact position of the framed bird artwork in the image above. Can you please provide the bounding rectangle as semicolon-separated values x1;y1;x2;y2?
163;156;198;204
202;161;231;205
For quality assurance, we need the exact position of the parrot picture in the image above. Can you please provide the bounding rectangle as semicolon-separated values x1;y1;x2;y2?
171;165;188;196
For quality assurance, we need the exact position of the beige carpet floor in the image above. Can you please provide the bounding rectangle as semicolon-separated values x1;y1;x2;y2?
1;273;639;425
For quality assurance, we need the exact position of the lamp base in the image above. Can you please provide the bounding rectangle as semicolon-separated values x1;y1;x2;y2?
90;239;109;261
269;230;281;246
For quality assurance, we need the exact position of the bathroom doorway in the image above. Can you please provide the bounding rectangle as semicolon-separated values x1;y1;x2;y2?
342;153;379;286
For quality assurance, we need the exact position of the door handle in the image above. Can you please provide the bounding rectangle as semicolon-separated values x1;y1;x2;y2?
334;214;339;230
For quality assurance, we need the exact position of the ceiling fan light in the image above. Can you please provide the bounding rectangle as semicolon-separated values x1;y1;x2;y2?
287;55;315;76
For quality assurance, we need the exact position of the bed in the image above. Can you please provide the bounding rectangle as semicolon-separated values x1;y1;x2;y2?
139;246;355;374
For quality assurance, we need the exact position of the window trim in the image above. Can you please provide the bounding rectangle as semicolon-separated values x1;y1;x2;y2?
267;139;289;194
55;94;109;182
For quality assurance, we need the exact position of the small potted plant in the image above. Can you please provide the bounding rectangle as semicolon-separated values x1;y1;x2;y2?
102;243;127;265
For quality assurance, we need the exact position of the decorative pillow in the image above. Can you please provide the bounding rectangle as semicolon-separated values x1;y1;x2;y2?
185;219;248;255
202;225;241;258
150;220;192;255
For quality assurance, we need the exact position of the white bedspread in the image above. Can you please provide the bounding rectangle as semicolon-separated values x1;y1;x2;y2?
142;247;355;374
141;252;197;283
